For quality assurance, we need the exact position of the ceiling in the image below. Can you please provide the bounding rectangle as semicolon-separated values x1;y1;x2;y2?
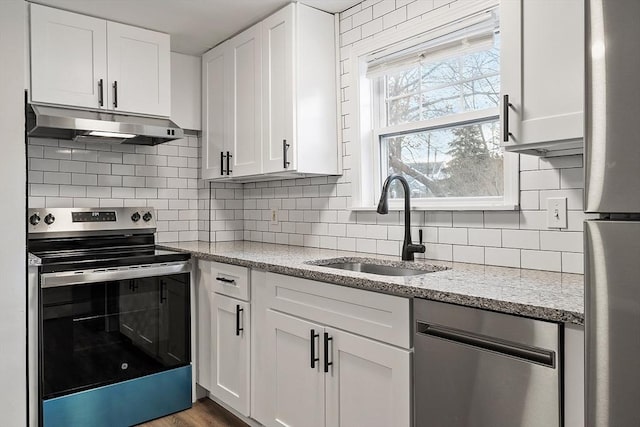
32;0;360;55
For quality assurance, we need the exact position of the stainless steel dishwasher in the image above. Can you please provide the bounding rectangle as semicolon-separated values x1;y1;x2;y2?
414;299;562;427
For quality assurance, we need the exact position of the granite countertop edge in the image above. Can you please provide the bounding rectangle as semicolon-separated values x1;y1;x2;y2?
159;242;584;326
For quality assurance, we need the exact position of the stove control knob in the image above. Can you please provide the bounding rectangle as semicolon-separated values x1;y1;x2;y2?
44;214;55;225
142;212;152;222
131;212;141;222
29;214;40;226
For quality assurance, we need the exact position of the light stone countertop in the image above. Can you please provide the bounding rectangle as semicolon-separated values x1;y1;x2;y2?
159;241;585;325
28;253;41;267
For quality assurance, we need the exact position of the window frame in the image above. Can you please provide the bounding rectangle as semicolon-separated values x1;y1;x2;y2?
347;0;519;211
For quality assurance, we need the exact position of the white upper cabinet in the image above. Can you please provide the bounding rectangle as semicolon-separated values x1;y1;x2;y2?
201;3;338;181
501;0;584;156
30;4;171;117
30;4;107;110
228;23;263;177
107;22;171;117
262;5;295;173
202;42;229;180
263;4;338;175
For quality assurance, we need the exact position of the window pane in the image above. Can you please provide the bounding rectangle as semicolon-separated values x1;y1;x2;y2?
387;68;421;98
421;85;462;120
384;34;501;125
387;95;421;125
381;119;503;199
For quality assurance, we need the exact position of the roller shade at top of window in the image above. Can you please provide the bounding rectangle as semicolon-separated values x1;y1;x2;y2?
365;11;499;80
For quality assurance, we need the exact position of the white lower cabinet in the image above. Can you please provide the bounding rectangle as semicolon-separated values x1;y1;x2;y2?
325;327;411;427
196;260;252;417
255;273;412;427
265;310;325;427
210;294;250;416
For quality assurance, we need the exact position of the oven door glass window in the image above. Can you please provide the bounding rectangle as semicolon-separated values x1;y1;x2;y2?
41;273;190;399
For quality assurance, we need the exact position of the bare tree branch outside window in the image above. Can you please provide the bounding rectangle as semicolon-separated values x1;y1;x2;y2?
381;34;503;200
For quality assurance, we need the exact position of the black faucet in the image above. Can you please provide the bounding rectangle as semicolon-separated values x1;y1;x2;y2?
377;174;426;261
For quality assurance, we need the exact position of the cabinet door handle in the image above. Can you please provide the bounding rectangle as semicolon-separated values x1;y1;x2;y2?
283;140;291;169
98;79;104;107
220;152;225;175
113;81;118;108
235;304;244;336
503;94;512;142
310;329;320;369
226;151;232;175
323;332;333;373
215;276;236;285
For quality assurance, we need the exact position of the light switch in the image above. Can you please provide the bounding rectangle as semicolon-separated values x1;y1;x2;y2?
270;208;279;225
546;197;567;228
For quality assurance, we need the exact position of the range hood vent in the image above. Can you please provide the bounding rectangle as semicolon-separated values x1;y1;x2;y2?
26;104;184;145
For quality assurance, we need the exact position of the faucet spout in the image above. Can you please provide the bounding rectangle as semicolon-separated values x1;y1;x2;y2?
377;174;426;261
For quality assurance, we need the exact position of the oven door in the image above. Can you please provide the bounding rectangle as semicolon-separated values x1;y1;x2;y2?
40;262;191;400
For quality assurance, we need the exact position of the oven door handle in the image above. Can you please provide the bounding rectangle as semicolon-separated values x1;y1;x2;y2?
40;261;191;288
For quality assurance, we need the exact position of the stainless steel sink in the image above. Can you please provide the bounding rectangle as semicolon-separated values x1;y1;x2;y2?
307;258;448;277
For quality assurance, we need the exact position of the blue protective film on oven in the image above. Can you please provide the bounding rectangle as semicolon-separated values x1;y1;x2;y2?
43;365;192;427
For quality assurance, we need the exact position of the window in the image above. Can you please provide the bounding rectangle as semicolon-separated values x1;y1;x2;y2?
349;3;518;210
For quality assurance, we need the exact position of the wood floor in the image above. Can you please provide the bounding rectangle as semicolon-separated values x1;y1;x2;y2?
138;398;248;427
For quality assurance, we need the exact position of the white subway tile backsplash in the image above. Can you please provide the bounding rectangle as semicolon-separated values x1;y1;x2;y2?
521;250;562;272
562;252;584;274
485;247;521;268
438;227;467;245
453;245;484;264
468;228;501;247
540;231;583;252
484;211;519;229
382;6;407;28
520;169;560;190
502;229;539;250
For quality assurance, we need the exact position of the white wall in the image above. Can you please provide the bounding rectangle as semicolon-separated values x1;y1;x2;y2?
0;0;27;424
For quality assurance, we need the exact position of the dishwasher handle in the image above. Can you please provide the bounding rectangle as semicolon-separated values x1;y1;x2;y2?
416;321;555;368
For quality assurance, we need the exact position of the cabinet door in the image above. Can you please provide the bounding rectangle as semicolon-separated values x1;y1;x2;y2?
262;4;295;174
201;42;230;180
228;24;263;177
265;310;324;427
30;4;107;110
107;21;171;117
501;0;584;147
210;294;250;416
325;328;411;427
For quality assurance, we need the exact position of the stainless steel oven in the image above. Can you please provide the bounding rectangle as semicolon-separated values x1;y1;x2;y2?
29;207;192;427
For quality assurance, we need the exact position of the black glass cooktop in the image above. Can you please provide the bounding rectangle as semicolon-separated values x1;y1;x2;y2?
29;234;189;273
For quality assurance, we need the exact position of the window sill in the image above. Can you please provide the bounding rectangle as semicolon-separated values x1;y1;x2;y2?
349;203;520;212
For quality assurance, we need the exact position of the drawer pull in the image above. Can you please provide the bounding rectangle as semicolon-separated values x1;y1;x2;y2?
216;276;236;285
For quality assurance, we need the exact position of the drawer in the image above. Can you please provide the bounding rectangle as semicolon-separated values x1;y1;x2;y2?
264;273;410;348
210;261;250;301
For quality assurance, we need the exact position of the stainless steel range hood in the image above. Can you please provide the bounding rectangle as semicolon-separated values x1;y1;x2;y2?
26;104;184;145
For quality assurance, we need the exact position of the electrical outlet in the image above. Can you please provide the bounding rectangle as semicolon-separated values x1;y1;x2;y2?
546;197;567;229
270;208;279;225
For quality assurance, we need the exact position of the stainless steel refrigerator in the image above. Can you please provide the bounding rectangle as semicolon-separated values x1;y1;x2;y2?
585;1;640;425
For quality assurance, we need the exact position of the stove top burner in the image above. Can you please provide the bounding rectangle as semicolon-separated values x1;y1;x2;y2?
27;207;189;273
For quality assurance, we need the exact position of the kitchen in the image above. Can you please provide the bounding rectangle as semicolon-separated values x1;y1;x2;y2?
0;0;634;426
